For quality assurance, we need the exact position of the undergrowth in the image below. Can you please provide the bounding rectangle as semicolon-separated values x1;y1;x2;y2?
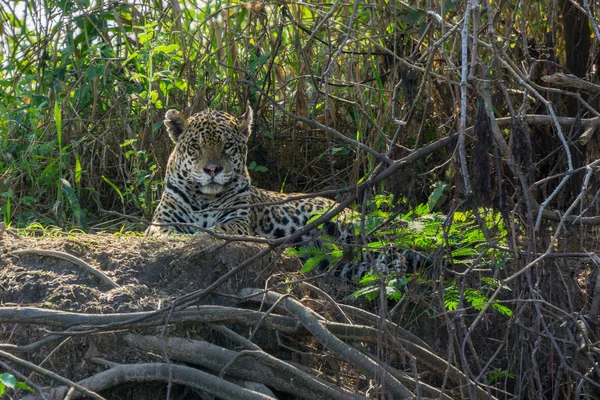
291;192;512;317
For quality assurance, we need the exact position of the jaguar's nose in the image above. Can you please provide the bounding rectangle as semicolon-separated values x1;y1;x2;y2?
203;162;223;177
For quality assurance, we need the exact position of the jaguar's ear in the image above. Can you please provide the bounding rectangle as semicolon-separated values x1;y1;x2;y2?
164;109;188;143
237;103;253;138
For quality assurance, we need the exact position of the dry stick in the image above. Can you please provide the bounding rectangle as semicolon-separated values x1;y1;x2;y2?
248;294;291;344
336;303;430;350
21;363;274;400
10;249;119;289
0;334;66;353
336;305;492;399
541;73;600;95
589;257;600;321
240;79;392;165
124;334;366;400
302;282;352;324
457;0;474;194
0;349;105;400
239;288;414;399
494;55;575;231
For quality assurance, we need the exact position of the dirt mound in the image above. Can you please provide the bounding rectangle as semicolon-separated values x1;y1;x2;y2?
1;233;292;311
0;232;310;398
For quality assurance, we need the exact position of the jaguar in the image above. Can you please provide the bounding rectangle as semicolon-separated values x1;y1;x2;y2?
146;105;346;240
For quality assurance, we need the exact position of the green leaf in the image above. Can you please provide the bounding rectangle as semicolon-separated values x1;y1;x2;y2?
61;179;88;231
154;44;179;53
451;247;478;257
301;254;325;273
0;373;16;389
120;139;137;147
174;78;188;91
75;154;82;185
153;120;164;133
15;381;35;392
444;299;458;311
54;100;62;151
493;304;513;317
427;181;448;211
351;286;378;300
102;176;124;202
285;248;300;257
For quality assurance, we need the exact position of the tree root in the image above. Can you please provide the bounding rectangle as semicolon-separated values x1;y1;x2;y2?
21;363;275;400
1;289;498;398
124;333;367;400
338;304;491;399
239;288;415;399
0;305;298;332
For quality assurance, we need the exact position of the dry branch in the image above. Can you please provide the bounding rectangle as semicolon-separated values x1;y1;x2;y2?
124;333;366;400
541;73;600;94
21;362;275;400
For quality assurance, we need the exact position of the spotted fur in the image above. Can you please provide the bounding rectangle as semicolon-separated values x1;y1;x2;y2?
146;106;341;238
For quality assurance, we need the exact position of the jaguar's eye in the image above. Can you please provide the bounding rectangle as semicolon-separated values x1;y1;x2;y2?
223;144;233;154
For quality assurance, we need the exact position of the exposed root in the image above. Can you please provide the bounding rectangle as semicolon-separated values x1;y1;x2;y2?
239;287;416;399
124;333;366;400
21;363;275;400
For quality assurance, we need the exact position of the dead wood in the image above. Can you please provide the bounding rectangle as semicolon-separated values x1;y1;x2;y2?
541;73;600;94
123;333;367;400
21;363;275;400
239;288;415;399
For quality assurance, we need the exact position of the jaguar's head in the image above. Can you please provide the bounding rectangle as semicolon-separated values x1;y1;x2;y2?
164;105;253;195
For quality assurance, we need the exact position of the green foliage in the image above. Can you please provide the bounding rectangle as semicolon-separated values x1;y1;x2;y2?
0;372;34;396
351;273;408;301
248;161;268;173
346;193;511;317
444;285;513;317
488;369;516;384
286;240;343;273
